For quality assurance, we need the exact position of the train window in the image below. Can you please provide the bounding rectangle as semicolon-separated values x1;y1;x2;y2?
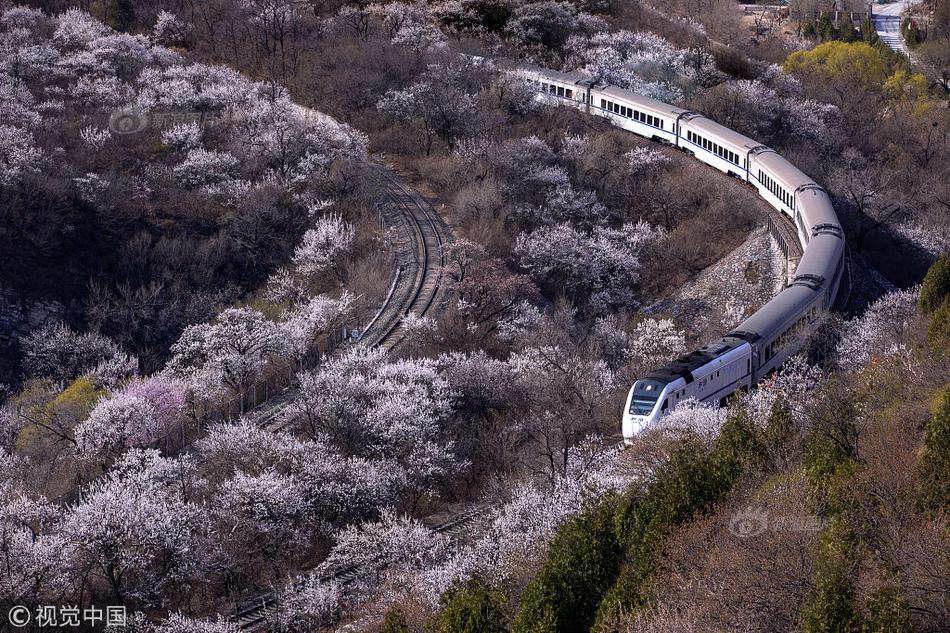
565;89;573;98
659;120;664;129
661;399;669;411
601;98;606;108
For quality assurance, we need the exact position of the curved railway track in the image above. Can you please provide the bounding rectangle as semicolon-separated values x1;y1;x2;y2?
358;166;446;351
233;507;485;632
230;167;450;630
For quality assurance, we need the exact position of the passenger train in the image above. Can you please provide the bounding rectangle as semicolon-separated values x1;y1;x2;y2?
517;67;845;443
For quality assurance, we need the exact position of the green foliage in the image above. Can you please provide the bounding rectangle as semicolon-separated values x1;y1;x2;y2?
919;254;950;314
818;13;836;41
802;393;861;511
595;413;765;626
802;518;860;633
802;19;817;38
861;585;912;633
901;17;921;48
840;24;861;43
513;499;622;633
430;579;508;633
764;399;794;453
51;377;108;424
861;18;878;44
916;386;950;512
928;299;950;352
381;605;411;633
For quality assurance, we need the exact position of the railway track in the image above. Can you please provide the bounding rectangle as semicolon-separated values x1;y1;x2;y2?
232;507;486;632
230;167;451;630
241;165;447;436
358;166;446;350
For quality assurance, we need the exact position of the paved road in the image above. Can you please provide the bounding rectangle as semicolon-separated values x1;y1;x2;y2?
872;0;909;53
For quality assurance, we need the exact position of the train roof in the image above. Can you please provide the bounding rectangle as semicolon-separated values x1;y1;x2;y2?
681;115;760;151
754;151;814;190
794;231;844;281
797;188;839;229
644;336;747;384
534;67;590;86
728;284;819;344
595;85;686;117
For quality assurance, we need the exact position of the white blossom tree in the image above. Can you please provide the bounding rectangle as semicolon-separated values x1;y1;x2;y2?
160;121;202;151
279;292;353;363
173;148;239;188
377;64;480;155
211;469;314;578
20;324;135;386
291;214;355;280
0;486;70;611
515;220;664;313
165;307;285;398
281;346;460;501
52;9;110;50
73;376;186;463
60;450;209;606
836;288;920;371
0;125;41;186
152;11;191;47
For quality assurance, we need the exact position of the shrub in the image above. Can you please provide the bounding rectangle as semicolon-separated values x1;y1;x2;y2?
840;25;861;43
513;499;622;633
928;299;950;352
919;254;950;314
861;585;912;633
381;605;410;633
818;13;835;41
802;19;817;38
861;18;878;43
432;579;508;633
595;414;764;625
916;386;950;512
801;518;860;633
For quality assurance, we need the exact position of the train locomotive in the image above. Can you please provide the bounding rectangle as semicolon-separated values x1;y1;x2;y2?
518;67;845;443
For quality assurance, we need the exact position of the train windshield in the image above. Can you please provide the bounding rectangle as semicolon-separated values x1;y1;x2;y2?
629;379;666;415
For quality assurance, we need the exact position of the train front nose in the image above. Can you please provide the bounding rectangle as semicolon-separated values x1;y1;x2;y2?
622;378;666;442
622;413;651;443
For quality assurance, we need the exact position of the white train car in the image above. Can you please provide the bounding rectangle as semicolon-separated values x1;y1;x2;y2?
520;66;846;443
